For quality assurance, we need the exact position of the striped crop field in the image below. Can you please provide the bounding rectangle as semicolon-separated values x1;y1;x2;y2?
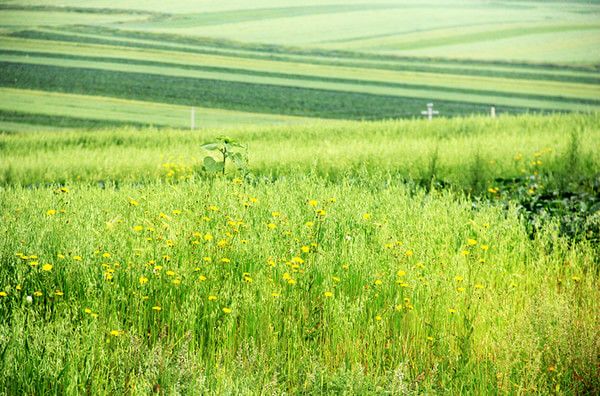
0;0;599;131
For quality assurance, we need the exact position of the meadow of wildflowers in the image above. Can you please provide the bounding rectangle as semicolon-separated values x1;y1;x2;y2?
0;113;598;394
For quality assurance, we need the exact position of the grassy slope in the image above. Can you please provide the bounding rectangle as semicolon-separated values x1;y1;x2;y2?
0;2;599;130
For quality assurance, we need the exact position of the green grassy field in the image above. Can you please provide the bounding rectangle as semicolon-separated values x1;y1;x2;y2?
0;2;599;394
0;0;599;130
1;114;599;394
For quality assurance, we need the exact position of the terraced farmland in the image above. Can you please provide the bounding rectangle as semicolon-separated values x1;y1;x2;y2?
0;0;599;131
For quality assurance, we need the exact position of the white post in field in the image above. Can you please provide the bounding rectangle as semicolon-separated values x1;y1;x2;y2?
490;106;496;118
191;107;195;130
421;103;439;121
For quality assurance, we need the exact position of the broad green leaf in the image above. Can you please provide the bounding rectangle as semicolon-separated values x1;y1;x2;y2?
203;156;224;172
201;143;219;151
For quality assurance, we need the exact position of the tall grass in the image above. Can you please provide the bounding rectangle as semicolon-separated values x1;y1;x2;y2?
0;114;598;393
0;177;598;393
1;113;599;189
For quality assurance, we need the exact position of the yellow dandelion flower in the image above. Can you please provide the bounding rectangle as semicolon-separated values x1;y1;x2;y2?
397;270;406;277
220;258;231;264
54;290;64;296
133;225;144;232
308;200;318;207
454;276;464;282
208;295;217;301
128;198;139;206
152;306;161;311
362;213;371;220
217;239;228;248
332;276;341;283
272;211;281;217
427;336;434;342
271;292;280;297
572;276;581;282
481;245;489;251
461;250;470;256
46;209;57;216
73;256;82;261
405;250;414;257
203;234;213;241
166;270;175;277
29;261;39;267
467;239;477;246
456;287;466;293
305;221;314;228
374;279;383;286
109;330;122;337
342;264;349;271
198;275;207;282
289;257;303;265
316;209;326;217
84;308;92;314
475;283;485;289
33;291;42;297
448;308;457;314
222;307;232;314
287;279;297;285
0;291;7;297
172;210;181;215
324;291;333;298
375;315;382;321
172;279;181;285
301;246;310;253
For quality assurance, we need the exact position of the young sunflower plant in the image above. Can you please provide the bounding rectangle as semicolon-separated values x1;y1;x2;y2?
201;136;248;176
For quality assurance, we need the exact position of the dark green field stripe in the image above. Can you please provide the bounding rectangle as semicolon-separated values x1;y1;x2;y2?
0;62;547;120
0;4;166;17
9;30;599;85
0;110;161;129
2;49;598;107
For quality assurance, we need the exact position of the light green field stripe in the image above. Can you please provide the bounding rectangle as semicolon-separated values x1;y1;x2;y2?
0;87;318;127
1;54;597;113
1;37;598;102
0;10;145;27
18;29;600;80
337;22;600;51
